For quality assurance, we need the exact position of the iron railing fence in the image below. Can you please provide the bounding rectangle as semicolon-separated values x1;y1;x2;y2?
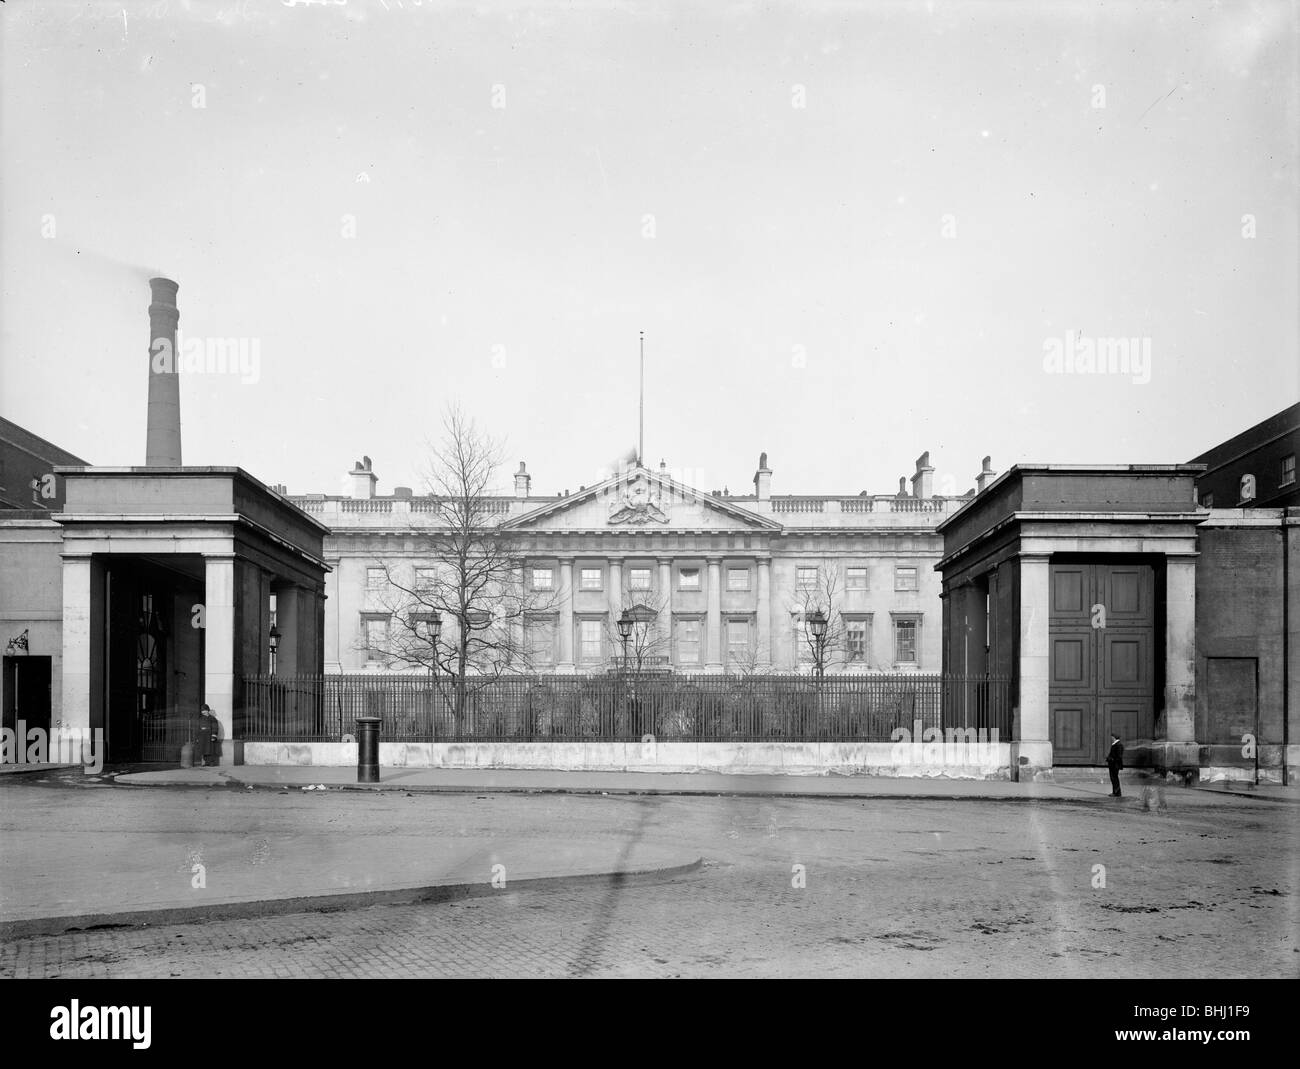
139;707;200;763
243;673;1013;744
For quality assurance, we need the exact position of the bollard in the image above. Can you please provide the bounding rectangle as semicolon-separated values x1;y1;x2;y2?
355;716;381;783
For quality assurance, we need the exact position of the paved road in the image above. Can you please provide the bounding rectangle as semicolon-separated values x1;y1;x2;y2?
2;778;1296;978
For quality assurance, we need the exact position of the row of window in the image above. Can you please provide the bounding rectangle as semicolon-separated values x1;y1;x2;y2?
361;613;921;666
366;564;923;592
1200;454;1296;507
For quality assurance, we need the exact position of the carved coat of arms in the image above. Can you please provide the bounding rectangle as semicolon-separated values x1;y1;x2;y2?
608;479;669;525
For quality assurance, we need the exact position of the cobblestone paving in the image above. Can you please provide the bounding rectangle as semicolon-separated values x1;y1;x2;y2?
2;787;1297;978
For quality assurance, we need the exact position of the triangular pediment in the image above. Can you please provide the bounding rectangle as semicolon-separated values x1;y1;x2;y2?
501;468;781;532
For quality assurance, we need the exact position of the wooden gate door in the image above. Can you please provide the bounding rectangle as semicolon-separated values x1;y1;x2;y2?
1048;561;1155;765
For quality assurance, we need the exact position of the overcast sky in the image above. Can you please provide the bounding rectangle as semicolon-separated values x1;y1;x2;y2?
2;0;1296;499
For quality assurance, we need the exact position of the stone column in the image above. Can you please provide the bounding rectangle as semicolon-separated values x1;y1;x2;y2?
1163;555;1198;762
608;558;623;622
705;557;723;673
203;555;236;764
557;558;575;673
323;558;342;673
658;558;673;664
756;557;772;670
1014;555;1052;779
608;558;623;670
274;582;299;677
511;563;525;663
60;555;95;736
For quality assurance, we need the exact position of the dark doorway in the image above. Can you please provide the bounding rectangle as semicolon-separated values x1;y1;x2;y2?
3;655;52;740
103;556;205;762
1048;561;1156;765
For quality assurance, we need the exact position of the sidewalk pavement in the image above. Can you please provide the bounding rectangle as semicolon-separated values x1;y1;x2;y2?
112;763;1300;802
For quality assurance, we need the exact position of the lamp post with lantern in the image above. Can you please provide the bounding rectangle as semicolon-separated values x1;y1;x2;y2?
807;608;829;681
808;608;829;734
412;611;442;731
617;609;634;736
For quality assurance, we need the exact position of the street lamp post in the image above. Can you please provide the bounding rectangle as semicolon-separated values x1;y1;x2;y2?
808;608;828;681
268;625;281;676
427;612;442;733
617;610;634;737
808;608;829;736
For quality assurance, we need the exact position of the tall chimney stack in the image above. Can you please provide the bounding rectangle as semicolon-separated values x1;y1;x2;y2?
514;461;532;498
910;450;934;500
753;451;772;501
146;277;183;466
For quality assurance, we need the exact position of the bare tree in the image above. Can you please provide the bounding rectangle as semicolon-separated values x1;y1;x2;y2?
790;563;850;674
726;638;767;677
604;590;671;673
358;405;557;729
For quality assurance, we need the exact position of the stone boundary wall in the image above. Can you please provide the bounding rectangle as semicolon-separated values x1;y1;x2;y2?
242;740;1014;779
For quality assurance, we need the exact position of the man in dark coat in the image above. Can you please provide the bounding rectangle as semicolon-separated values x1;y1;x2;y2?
195;704;221;767
1106;732;1124;797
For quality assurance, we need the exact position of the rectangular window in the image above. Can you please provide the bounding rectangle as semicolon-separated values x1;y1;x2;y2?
1282;454;1296;487
579;619;603;662
679;568;701;591
1201;492;1214;508
895;566;919;591
726;618;749;664
363;616;388;661
796;567;818;590
526;617;556;665
846;619;868;661
846;567;868;590
727;568;750;591
415;567;436;591
366;567;385;590
894;619;918;663
629;567;652;590
531;567;554;591
677;619;701;664
580;568;603;591
794;617;812;663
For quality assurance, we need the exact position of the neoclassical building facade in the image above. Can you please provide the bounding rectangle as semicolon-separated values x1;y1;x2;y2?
290;451;985;676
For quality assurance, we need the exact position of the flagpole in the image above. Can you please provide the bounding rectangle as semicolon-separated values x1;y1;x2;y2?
639;331;645;467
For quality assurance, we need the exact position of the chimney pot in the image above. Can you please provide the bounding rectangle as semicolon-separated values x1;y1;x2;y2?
911;450;936;499
976;456;997;493
753;450;772;501
350;458;378;499
514;461;532;498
